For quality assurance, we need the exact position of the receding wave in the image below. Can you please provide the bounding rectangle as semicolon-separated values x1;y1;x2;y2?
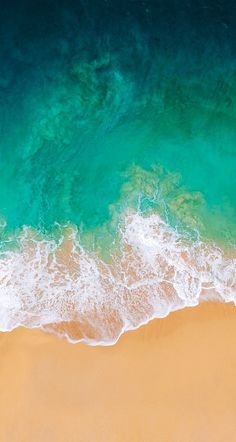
0;211;235;345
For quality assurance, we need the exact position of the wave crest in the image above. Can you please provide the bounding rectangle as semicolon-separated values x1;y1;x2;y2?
0;213;235;345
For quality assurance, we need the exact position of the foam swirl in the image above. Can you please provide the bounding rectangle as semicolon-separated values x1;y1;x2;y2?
0;212;235;345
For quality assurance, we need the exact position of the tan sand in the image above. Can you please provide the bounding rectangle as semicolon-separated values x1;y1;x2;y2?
0;302;236;442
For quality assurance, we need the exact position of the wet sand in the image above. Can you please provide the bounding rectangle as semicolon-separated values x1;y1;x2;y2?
0;302;236;442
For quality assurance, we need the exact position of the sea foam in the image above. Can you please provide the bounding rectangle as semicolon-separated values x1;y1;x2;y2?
0;212;235;345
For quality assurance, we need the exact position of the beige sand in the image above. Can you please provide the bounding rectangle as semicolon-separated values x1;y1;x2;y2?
0;302;236;442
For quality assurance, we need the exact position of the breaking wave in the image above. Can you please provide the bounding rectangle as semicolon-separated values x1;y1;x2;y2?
0;211;235;345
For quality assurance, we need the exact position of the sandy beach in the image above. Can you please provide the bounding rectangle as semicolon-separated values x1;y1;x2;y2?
0;301;236;442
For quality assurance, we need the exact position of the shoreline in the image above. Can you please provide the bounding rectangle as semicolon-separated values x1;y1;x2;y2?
1;211;235;343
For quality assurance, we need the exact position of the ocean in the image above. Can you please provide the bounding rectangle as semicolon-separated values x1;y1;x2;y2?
0;0;235;344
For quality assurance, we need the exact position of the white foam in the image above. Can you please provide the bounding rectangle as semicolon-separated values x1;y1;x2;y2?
0;212;235;345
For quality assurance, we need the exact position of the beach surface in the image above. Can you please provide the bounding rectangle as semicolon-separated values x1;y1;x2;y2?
0;302;236;442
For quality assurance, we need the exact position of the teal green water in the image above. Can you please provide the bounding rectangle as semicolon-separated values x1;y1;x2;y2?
0;1;236;342
0;0;236;250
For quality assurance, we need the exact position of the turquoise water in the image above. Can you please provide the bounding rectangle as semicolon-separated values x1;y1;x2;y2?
1;61;236;245
0;1;236;342
1;12;236;247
